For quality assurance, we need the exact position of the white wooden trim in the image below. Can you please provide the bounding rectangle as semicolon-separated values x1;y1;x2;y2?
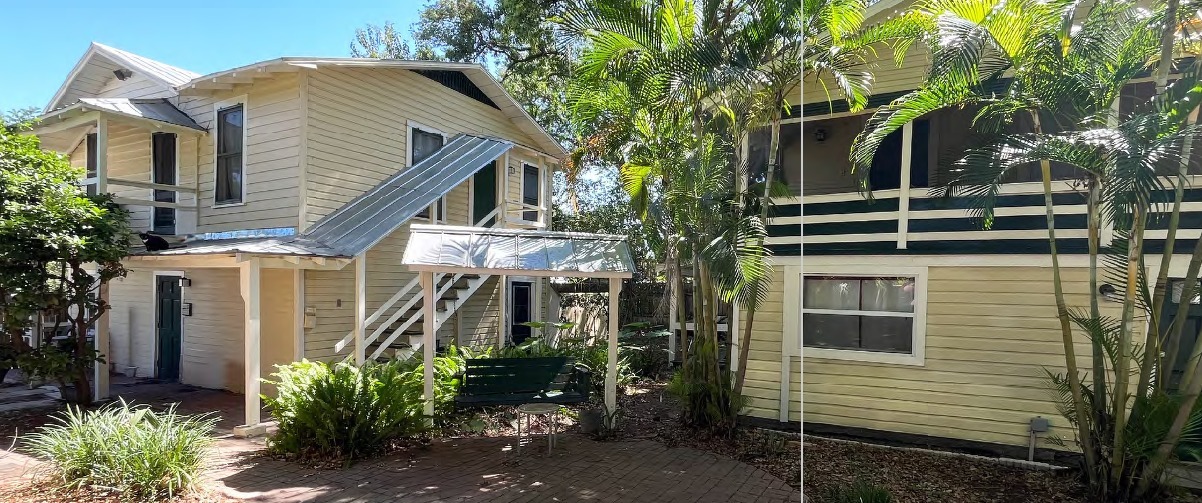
897;121;913;249
800;265;928;366
212;95;248;207
498;275;508;347
605;277;622;417
95;117;108;193
501;151;510;224
421;271;436;417
239;258;262;426
519;161;542;225
94;281;110;400
781;266;799;422
406;264;633;279
33;111;102;136
353;255;366;365
297;69;311;231
151;270;187;380
294;269;305;361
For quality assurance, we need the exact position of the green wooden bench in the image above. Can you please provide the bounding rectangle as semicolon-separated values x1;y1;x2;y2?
454;357;591;407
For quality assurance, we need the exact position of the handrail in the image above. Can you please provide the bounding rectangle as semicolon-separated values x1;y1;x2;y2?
369;272;464;360
106;177;198;194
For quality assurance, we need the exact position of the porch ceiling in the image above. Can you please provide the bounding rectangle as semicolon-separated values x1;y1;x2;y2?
401;224;635;279
33;98;205;151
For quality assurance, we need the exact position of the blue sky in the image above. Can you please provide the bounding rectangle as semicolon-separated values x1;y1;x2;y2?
0;1;421;112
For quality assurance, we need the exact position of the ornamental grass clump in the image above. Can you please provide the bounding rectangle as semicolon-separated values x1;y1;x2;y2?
25;399;216;502
264;359;427;461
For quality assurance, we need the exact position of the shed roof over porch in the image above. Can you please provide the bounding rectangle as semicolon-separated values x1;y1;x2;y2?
401;225;635;279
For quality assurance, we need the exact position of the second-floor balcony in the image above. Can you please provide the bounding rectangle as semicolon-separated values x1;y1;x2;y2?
765;104;1202;256
33;98;207;236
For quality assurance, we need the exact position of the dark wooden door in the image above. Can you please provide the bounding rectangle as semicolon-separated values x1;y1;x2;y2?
511;281;533;344
473;161;498;226
152;133;177;235
156;275;183;380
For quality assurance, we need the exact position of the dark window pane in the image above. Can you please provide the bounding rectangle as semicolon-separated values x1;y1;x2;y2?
152;133;177;234
860;316;914;353
523;164;539;220
411;129;444;165
803;313;860;350
216;105;244;205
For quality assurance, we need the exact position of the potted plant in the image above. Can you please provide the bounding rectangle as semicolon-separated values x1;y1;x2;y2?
578;401;604;435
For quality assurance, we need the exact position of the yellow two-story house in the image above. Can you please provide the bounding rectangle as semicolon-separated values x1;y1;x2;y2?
33;42;567;432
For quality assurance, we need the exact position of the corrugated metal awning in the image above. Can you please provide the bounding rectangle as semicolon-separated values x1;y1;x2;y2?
37;98;205;133
402;225;634;278
304;134;513;256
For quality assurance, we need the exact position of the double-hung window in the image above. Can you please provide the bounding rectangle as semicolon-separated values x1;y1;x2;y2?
215;104;244;206
410;125;447;221
803;272;926;365
85;133;98;196
522;163;540;222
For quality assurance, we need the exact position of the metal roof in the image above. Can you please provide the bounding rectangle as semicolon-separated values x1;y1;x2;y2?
133;235;346;258
46;42;200;112
77;98;204;130
304;134;513;257
402;225;635;278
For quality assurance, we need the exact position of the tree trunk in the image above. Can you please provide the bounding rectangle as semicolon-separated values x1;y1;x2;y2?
1138;323;1202;496
1087;177;1108;423
1031;111;1098;481
1112;207;1147;485
1163;237;1202;389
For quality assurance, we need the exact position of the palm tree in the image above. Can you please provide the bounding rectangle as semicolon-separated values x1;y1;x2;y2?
850;0;1202;496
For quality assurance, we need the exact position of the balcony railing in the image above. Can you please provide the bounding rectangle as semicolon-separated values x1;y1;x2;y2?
767;180;1202;256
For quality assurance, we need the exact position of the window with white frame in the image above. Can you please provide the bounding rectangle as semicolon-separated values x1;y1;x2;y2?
214;104;244;205
521;163;540;221
409;124;447;221
803;275;919;356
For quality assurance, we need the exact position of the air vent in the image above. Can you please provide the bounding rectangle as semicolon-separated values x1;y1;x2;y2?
413;70;500;110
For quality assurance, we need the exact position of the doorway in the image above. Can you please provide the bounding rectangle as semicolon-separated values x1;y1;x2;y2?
510;280;534;345
155;275;183;380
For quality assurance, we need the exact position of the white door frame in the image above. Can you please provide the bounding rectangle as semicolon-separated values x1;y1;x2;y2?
507;277;536;343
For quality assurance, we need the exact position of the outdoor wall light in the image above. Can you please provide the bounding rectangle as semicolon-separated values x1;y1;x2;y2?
178;277;192;288
813;127;827;143
1099;283;1123;302
113;68;133;81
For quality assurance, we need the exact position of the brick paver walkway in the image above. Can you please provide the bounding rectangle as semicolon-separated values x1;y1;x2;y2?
1;383;799;502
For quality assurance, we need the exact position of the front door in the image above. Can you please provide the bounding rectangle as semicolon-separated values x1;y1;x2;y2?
510;281;533;345
156;275;183;380
473;160;498;226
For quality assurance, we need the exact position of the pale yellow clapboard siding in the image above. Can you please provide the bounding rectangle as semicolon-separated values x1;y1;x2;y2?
179;268;245;392
803;265;1132;448
302;66;545;228
107;271;156;376
176;73;301;232
96;72;174;100
260;269;296;397
743;268;790;420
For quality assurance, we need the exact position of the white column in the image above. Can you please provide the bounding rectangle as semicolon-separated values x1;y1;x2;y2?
93;282;110;400
497;275;508;347
353;255;367;365
421;271;436;417
240;259;262;426
605;277;623;417
95;117;108;193
896;121;914;249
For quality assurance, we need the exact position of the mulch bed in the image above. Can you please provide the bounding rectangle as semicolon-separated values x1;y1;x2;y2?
0;480;237;503
803;436;1202;503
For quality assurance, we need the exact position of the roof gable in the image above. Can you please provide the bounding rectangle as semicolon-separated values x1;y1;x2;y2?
46;43;200;112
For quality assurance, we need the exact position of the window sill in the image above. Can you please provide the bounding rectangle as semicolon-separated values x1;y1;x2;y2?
212;202;246;209
802;346;924;366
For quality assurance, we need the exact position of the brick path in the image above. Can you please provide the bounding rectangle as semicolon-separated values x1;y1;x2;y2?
1;383;800;502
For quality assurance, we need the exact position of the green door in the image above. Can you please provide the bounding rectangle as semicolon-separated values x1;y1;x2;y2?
473;160;498;226
156;275;183;380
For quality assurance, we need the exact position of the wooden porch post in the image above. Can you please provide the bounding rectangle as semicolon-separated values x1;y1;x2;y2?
240;259;262;428
353;255;367;365
497;275;508;348
93;282;110;400
605;277;623;418
421;271;436;417
95;117;108;193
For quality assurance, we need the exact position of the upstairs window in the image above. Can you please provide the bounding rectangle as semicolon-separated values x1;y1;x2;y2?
215;104;244;206
410;125;447;221
522;163;540;221
85;133;98;196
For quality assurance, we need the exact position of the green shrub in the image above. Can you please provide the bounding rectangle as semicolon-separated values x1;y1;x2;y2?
822;480;893;503
25;400;216;502
621;330;671;379
393;350;467;426
667;337;745;433
264;359;427;460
